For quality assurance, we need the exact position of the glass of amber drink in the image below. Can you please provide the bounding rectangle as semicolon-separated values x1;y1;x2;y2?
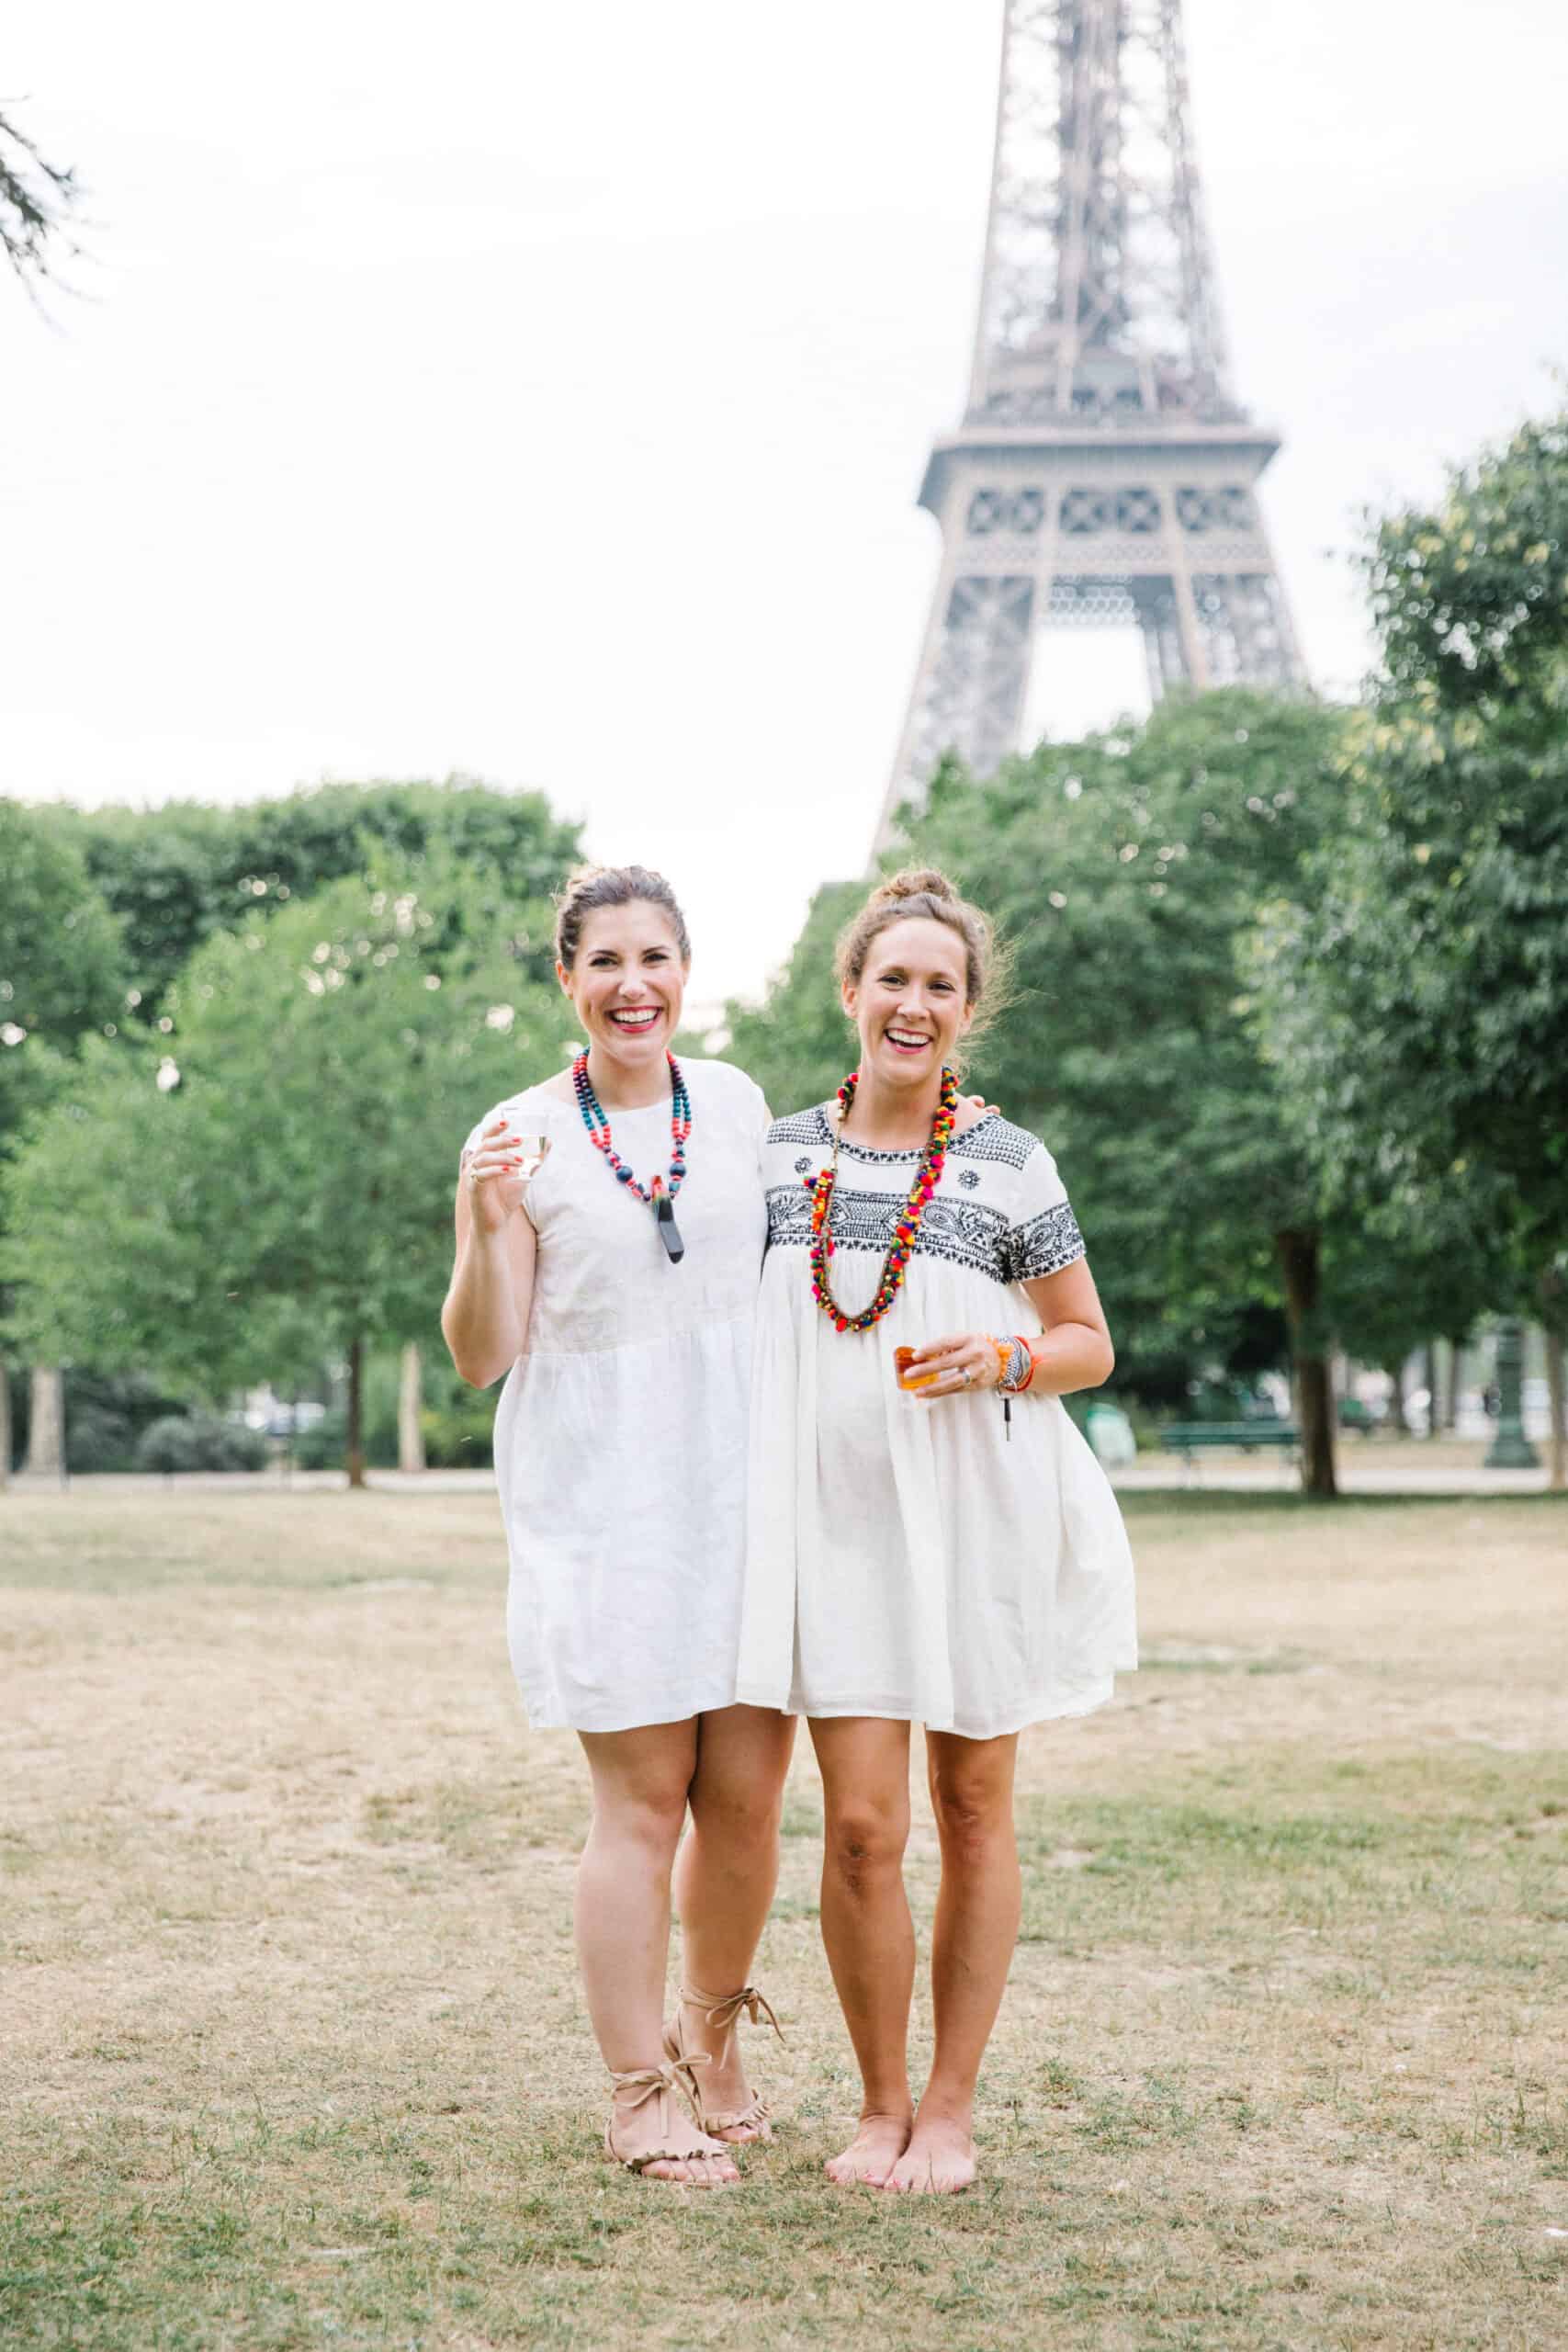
894;1346;940;1393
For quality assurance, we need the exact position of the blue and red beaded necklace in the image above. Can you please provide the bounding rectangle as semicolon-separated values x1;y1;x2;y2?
571;1049;693;1263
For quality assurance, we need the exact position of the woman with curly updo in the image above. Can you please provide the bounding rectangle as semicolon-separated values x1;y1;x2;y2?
738;868;1136;2194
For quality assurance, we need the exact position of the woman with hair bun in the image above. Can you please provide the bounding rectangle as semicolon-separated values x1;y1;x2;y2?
442;865;795;2188
738;866;1136;2195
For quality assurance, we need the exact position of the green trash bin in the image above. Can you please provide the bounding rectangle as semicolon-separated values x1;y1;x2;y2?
1084;1402;1136;1467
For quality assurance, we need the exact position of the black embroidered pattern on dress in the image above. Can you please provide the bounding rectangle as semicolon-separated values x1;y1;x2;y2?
766;1182;1015;1284
948;1116;1039;1172
767;1108;832;1148
764;1105;1085;1286
1006;1202;1086;1282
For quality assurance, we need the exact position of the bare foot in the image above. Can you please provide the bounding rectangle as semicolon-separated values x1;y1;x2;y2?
606;2092;740;2188
671;1995;771;2145
882;2113;976;2195
825;2109;914;2188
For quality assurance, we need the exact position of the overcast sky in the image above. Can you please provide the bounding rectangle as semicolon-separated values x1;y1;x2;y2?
5;1;1566;1008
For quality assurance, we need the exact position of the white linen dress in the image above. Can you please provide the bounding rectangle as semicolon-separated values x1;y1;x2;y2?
736;1108;1136;1739
463;1057;770;1734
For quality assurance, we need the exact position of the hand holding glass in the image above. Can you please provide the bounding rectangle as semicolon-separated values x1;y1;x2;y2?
467;1122;550;1232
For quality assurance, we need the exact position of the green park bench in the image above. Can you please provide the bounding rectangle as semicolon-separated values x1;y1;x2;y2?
1160;1420;1300;1476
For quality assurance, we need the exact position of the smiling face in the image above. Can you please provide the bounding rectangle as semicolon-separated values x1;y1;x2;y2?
558;899;689;1076
842;915;973;1092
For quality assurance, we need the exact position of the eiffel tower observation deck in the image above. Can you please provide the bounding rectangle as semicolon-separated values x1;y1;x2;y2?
877;0;1306;846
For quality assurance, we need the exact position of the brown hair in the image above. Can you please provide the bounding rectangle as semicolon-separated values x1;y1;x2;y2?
553;864;692;970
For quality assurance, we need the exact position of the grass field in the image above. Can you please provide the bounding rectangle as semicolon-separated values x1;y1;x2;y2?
3;1485;1566;2350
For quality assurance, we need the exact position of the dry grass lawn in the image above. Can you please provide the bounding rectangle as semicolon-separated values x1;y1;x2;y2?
3;1483;1566;2350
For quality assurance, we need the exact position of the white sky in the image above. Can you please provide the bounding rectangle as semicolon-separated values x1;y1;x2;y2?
5;1;1566;1007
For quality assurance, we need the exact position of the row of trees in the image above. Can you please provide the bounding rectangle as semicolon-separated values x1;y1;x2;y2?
726;403;1568;1497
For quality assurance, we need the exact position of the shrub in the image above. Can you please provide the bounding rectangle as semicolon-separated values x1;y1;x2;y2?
135;1415;270;1475
291;1408;399;1471
420;1396;494;1469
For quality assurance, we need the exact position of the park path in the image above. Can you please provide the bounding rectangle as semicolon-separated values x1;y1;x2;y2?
4;1447;1555;1499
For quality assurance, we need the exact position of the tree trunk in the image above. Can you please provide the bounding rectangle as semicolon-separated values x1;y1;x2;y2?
345;1336;367;1490
25;1365;65;1481
1423;1342;1439;1439
398;1341;426;1476
1540;1270;1566;1496
1442;1338;1461;1433
1384;1359;1409;1437
1276;1228;1337;1499
0;1361;9;1491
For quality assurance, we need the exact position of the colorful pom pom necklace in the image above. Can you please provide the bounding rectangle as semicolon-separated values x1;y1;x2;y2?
807;1064;958;1332
572;1049;692;1263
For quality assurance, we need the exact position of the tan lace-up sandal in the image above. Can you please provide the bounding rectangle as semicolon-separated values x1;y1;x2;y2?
662;1982;784;2143
604;2058;738;2184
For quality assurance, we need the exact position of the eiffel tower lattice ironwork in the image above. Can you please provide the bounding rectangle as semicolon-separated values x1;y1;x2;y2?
876;0;1306;846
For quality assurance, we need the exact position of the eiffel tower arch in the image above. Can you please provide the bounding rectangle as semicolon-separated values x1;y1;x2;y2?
876;0;1306;847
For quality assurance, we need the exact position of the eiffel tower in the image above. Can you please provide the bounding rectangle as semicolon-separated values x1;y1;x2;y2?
876;0;1306;845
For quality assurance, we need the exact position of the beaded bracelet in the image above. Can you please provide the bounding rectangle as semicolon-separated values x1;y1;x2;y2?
992;1333;1037;1440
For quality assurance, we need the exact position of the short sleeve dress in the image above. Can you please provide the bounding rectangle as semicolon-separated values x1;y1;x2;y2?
462;1058;771;1734
736;1107;1136;1739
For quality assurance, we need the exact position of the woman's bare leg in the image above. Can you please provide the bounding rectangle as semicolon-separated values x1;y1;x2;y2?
671;1704;796;2140
884;1728;1021;2195
810;1716;917;2186
576;1720;737;2186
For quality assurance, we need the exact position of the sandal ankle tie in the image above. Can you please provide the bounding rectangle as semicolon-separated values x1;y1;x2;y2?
681;1982;784;2041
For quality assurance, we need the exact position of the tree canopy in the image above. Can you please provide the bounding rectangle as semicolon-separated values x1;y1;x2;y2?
0;801;124;1175
44;777;582;1012
1;862;564;1476
726;690;1367;1488
1254;404;1568;1295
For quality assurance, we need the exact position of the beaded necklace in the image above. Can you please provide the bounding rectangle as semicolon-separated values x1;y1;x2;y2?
807;1064;959;1332
571;1049;692;1263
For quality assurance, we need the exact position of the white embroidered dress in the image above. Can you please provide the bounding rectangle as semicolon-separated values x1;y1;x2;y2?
463;1058;770;1734
737;1109;1136;1739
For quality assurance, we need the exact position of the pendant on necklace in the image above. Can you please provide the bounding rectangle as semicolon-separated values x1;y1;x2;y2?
655;1193;684;1264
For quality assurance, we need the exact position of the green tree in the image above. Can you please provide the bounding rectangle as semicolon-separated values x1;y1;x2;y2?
0;802;124;1482
1255;402;1568;1477
917;692;1362;1494
2;863;562;1486
728;695;1366;1492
